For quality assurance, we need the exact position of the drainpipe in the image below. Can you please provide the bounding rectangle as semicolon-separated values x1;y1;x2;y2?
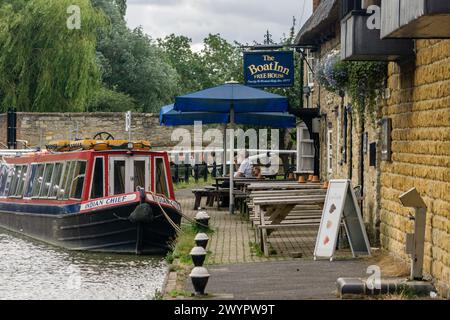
348;105;353;180
299;51;304;109
359;113;365;197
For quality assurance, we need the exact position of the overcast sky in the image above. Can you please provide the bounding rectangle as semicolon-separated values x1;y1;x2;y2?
125;0;312;51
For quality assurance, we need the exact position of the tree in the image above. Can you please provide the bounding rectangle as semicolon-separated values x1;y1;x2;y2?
93;0;179;112
157;34;207;95
199;34;243;88
0;0;107;112
87;87;137;112
114;0;127;19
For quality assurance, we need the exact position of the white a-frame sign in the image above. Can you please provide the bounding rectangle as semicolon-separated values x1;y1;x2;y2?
314;180;371;261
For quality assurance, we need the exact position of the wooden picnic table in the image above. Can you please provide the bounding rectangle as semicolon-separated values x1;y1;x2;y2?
252;193;326;257
247;182;323;191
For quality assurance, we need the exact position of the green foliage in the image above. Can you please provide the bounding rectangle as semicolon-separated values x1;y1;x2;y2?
199;34;244;87
316;52;387;120
94;1;179;113
157;34;205;95
87;86;137;112
346;61;387;120
0;0;107;112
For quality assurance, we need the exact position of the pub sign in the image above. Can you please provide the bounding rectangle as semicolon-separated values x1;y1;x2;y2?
243;51;294;88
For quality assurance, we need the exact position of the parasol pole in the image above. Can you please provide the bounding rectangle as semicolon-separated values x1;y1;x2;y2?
229;104;235;214
222;124;227;177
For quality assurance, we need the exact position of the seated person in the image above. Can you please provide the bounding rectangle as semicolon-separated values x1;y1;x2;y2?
234;151;253;178
252;166;264;180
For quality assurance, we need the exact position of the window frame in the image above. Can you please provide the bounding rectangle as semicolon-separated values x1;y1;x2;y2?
47;162;65;200
10;165;28;199
68;160;87;201
327;130;334;174
153;156;170;197
39;163;55;199
0;164;8;197
89;156;105;200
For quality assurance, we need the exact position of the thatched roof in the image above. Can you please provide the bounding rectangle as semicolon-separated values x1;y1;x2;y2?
295;0;340;45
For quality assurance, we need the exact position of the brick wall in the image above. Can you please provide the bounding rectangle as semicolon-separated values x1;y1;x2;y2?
381;39;450;296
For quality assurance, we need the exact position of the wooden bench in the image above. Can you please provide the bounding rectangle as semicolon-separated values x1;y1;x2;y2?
192;188;215;210
252;195;326;256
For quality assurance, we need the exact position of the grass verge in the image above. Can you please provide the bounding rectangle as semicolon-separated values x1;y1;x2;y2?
163;222;215;299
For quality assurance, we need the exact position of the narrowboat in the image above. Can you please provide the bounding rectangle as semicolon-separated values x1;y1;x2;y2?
0;138;182;255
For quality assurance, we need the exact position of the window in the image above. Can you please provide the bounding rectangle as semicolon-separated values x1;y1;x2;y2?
14;165;28;197
7;166;19;197
327;130;333;174
49;162;64;198
3;168;13;196
25;164;37;198
69;161;86;200
62;161;76;199
60;161;74;199
155;157;169;197
64;161;86;200
31;164;45;198
113;160;126;195
297;124;315;174
0;165;8;196
90;158;104;199
40;163;55;198
134;160;146;191
306;50;315;87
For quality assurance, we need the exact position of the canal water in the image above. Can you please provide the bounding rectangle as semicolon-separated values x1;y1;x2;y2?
0;229;167;300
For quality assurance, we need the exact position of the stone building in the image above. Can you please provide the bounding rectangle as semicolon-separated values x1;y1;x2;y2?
296;0;450;296
296;0;382;243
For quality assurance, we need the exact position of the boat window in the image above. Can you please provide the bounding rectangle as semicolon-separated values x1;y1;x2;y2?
59;161;72;199
90;158;104;199
39;163;55;198
113;160;126;195
134;160;146;192
62;161;76;199
31;164;45;198
25;164;37;198
14;165;28;197
49;162;64;198
3;168;13;196
7;166;19;196
0;165;8;196
155;157;169;197
69;161;86;200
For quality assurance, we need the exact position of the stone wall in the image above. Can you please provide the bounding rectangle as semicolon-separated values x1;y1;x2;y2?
381;39;450;296
307;24;381;243
0;112;187;150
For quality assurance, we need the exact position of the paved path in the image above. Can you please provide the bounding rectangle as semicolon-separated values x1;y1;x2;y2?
175;188;369;299
184;259;370;300
176;190;292;264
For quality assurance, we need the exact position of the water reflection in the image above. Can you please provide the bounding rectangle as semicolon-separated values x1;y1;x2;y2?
0;230;167;300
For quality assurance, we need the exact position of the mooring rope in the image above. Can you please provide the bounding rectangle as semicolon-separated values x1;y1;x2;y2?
147;191;210;231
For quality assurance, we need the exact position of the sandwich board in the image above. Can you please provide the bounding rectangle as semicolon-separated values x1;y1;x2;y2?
314;179;371;261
